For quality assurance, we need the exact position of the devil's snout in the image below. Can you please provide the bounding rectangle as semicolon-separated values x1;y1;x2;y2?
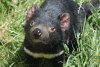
33;28;42;39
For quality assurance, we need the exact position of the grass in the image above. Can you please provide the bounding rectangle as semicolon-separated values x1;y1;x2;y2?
0;0;100;67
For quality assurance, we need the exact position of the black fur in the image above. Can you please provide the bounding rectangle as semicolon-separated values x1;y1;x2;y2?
24;0;86;67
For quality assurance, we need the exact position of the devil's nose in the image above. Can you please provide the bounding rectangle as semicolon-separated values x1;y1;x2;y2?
33;28;42;39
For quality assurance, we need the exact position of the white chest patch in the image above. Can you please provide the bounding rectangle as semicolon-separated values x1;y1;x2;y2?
24;47;64;59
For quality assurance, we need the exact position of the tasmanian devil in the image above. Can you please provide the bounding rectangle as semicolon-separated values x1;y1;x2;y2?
24;0;86;67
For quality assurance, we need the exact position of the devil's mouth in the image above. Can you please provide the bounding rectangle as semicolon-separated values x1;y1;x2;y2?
32;39;48;44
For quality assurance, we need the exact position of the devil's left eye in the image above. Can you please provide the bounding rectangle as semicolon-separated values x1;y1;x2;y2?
49;27;56;32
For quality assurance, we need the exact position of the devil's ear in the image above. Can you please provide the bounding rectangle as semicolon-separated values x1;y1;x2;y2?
60;13;70;31
26;5;39;20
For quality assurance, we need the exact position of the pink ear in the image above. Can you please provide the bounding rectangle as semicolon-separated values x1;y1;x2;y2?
60;13;70;31
26;5;39;20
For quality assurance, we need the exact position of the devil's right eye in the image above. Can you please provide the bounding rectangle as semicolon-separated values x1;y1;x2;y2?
30;21;35;26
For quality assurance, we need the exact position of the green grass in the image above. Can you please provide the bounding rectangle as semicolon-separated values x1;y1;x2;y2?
0;0;100;67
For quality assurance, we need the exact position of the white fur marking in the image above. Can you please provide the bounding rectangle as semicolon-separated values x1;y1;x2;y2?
24;47;64;59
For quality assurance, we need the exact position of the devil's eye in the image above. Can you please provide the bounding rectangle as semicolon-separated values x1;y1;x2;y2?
49;27;56;32
30;21;35;26
51;27;55;31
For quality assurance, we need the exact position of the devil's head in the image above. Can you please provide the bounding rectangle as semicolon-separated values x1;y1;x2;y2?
24;5;71;45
